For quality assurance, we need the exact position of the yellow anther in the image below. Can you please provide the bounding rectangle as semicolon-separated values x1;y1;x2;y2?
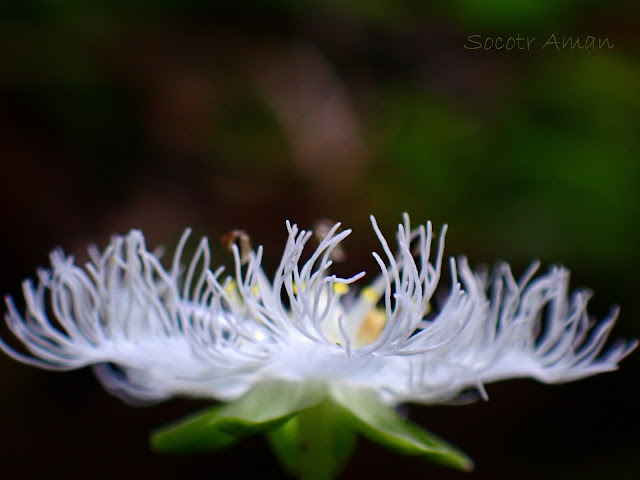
223;279;243;307
358;308;386;346
361;287;379;303
252;284;260;296
424;302;431;316
292;282;306;294
225;279;238;295
333;283;349;295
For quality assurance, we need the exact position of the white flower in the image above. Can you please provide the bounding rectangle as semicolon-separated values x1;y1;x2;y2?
2;215;636;407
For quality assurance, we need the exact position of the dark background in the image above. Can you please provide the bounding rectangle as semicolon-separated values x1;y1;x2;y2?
1;2;639;479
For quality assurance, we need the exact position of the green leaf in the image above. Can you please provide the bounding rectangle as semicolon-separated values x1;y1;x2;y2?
330;385;474;472
266;416;303;475
150;380;325;454
267;401;357;480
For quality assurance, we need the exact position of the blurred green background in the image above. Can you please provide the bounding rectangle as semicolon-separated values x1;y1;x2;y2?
1;2;639;479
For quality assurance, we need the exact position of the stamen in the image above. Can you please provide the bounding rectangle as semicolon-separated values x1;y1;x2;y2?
292;282;306;294
361;286;379;303
222;278;242;308
314;219;346;262
224;279;238;295
222;230;252;265
333;283;349;295
358;308;387;346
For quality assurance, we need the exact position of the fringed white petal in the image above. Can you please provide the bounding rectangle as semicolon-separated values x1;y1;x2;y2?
382;255;637;404
1;230;265;403
1;216;635;407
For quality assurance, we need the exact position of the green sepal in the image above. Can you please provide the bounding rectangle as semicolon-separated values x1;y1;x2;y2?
330;384;474;472
267;401;356;480
150;380;324;454
266;415;302;475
